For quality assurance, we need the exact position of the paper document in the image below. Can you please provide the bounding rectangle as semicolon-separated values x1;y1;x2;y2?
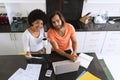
25;64;42;80
76;53;94;68
8;64;42;80
26;55;44;59
8;68;32;80
30;56;44;59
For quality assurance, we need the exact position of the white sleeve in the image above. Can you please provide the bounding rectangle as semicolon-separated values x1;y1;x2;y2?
22;32;30;53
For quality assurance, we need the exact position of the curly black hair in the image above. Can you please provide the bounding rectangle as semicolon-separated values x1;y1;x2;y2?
28;9;47;26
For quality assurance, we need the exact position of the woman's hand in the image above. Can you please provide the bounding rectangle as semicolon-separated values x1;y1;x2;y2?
25;52;32;59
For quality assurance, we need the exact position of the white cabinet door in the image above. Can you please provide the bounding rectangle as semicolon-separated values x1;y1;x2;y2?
83;31;106;54
76;32;86;53
14;33;24;53
0;33;24;55
101;31;120;55
0;33;17;55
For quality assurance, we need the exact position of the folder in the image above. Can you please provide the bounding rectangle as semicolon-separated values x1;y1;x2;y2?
76;71;101;80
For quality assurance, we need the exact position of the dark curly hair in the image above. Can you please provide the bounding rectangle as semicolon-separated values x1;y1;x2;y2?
28;9;47;26
49;11;66;29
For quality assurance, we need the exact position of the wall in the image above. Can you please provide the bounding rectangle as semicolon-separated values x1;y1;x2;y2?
4;0;46;24
82;0;120;17
0;0;45;3
0;3;6;13
1;0;120;23
86;0;120;4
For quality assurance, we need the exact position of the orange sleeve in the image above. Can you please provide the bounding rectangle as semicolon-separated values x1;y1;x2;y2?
47;29;55;42
69;24;76;38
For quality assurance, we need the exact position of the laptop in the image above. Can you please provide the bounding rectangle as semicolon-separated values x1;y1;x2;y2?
52;60;80;75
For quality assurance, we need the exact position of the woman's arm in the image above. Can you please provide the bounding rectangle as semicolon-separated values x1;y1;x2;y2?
22;33;31;58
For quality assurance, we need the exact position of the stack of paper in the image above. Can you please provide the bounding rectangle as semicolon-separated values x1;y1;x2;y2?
76;53;94;68
8;64;42;80
76;70;101;80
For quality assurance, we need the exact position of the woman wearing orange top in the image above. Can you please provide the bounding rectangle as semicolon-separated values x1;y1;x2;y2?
47;11;78;62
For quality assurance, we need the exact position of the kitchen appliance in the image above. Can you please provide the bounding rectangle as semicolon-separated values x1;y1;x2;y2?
94;12;109;24
94;15;107;24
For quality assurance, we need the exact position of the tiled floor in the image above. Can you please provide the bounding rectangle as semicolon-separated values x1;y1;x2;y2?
101;53;120;80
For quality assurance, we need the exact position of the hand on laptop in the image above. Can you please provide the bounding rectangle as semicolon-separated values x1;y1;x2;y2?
71;52;77;56
69;54;78;62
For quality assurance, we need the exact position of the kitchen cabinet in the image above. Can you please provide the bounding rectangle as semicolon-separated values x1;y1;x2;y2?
101;31;120;54
0;33;24;55
76;32;86;53
14;33;24;53
82;31;106;55
0;33;16;55
1;31;120;56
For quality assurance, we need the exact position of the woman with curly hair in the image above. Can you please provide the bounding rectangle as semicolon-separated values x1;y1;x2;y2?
22;9;47;58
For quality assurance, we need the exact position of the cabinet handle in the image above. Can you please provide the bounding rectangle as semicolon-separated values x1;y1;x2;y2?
10;33;13;40
14;34;16;40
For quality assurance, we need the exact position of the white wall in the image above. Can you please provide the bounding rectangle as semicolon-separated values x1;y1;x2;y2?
1;0;120;23
86;0;120;4
4;1;46;24
0;0;45;3
82;1;120;17
0;3;6;13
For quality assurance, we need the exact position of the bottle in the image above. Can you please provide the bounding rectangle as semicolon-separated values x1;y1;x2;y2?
104;11;109;22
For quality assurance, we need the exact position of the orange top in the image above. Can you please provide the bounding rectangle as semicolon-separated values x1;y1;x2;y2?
47;23;75;51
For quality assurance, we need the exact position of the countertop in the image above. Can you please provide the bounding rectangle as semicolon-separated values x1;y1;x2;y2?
1;17;120;32
83;21;120;31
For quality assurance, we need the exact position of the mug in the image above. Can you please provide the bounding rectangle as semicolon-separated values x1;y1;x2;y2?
42;37;48;47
